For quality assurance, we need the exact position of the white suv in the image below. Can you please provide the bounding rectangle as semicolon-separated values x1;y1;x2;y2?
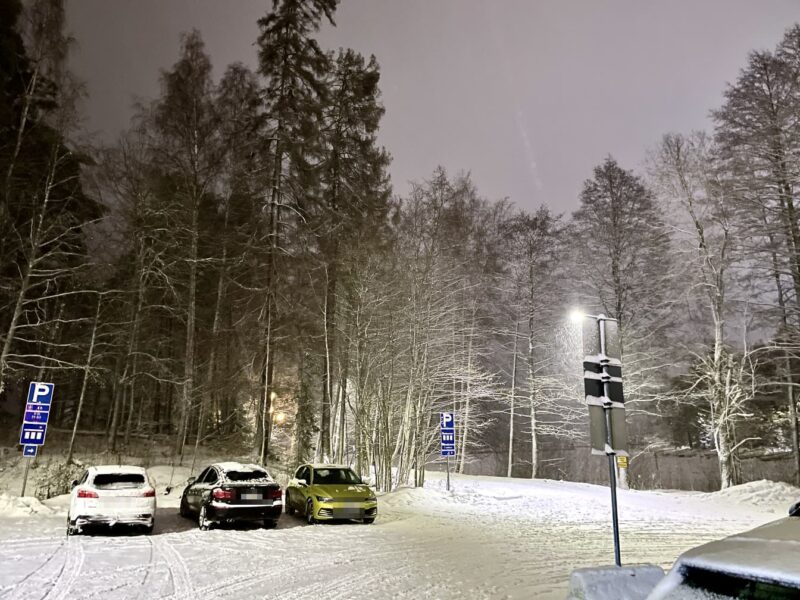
67;465;156;535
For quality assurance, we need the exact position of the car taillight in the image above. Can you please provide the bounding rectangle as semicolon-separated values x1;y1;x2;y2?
77;488;98;499
268;487;282;500
142;489;155;497
212;487;234;501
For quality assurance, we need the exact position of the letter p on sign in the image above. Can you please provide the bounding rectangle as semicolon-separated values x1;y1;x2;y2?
440;412;454;428
28;382;54;405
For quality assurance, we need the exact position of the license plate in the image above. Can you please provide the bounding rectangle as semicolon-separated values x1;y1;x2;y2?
241;493;261;500
341;502;363;508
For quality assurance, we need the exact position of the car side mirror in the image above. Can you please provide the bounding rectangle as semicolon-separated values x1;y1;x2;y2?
187;476;196;486
297;478;307;486
362;476;373;486
789;501;800;517
71;480;78;489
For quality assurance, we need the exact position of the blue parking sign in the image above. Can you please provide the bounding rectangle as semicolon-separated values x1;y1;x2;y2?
440;412;456;457
27;382;54;406
20;382;53;451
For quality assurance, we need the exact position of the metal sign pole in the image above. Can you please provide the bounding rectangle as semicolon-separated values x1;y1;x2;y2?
20;458;31;497
599;317;622;567
446;456;451;491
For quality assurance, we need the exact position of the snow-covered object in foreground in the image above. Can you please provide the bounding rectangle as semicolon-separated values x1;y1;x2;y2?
647;515;800;599
0;493;55;517
567;564;665;600
67;465;156;535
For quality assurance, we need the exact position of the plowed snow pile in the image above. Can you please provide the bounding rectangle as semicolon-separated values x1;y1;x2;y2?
0;492;55;516
707;479;800;511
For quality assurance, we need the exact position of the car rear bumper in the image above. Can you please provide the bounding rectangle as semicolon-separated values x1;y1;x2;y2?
207;502;282;522
74;513;153;528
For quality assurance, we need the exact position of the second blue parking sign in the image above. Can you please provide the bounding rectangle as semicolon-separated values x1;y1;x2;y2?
440;412;455;457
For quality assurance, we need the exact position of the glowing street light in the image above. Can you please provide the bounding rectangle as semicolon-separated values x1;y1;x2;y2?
569;308;585;324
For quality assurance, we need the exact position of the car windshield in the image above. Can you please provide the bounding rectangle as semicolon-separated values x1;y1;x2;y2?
314;468;361;485
225;469;270;482
663;566;800;599
92;473;145;490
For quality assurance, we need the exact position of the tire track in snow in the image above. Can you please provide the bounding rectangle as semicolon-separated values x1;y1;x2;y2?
2;537;60;549
156;537;193;598
43;538;84;600
5;540;65;600
139;534;156;590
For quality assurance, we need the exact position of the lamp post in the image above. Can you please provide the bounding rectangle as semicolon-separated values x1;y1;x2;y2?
571;309;624;568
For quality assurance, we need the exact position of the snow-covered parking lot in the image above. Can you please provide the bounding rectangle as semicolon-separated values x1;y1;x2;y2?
1;473;797;600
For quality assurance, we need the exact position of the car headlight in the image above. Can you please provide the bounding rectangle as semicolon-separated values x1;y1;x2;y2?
316;495;334;503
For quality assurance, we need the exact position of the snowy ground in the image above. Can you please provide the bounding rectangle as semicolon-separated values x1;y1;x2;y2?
0;471;797;600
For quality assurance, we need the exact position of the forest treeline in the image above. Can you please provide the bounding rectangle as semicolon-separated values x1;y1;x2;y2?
3;0;800;492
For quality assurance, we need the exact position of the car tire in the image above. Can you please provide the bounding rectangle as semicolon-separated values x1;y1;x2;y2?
363;518;375;524
144;521;155;535
198;505;211;531
179;496;190;518
306;499;316;525
66;515;77;536
263;519;277;529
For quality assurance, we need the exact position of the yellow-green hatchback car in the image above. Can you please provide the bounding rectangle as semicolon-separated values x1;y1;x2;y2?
285;464;377;524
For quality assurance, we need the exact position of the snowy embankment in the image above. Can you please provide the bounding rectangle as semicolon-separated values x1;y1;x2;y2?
0;472;796;600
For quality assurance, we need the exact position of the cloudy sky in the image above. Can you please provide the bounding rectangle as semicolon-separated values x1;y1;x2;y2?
66;0;800;213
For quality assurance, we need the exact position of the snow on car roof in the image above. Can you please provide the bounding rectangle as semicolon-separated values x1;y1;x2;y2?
674;517;800;588
89;465;147;474
214;462;267;473
309;463;353;469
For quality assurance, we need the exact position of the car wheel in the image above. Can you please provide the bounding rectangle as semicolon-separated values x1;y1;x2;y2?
179;496;190;518
66;514;77;536
198;505;211;531
263;519;277;529
305;498;316;525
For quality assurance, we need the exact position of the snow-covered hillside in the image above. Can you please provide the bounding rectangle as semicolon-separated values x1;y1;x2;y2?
0;472;796;600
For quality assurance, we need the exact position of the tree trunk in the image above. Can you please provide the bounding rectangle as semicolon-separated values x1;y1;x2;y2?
507;320;519;478
67;297;101;464
176;194;200;462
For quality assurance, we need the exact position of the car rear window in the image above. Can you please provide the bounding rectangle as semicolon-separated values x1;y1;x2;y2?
225;470;270;482
669;565;800;599
92;473;145;489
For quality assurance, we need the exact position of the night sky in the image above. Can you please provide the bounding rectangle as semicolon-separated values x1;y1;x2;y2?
66;0;800;212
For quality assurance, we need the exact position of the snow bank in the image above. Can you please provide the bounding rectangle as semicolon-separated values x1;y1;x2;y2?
567;565;664;600
706;480;800;511
0;493;56;517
